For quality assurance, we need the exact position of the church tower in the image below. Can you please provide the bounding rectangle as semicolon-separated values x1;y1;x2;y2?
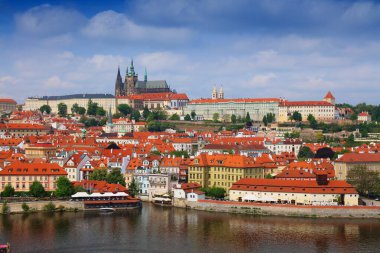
125;59;138;96
218;87;224;99
212;86;217;100
323;91;336;105
114;66;123;96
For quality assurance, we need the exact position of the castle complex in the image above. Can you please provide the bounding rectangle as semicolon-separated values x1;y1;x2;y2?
115;60;171;96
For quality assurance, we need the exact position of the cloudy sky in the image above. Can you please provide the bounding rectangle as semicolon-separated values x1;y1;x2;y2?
1;0;380;104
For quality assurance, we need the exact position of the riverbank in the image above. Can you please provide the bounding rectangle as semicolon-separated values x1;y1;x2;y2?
174;199;380;218
1;200;84;214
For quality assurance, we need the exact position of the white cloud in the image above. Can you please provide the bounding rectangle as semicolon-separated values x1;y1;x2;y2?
246;73;277;87
44;76;74;89
82;10;192;43
14;4;86;36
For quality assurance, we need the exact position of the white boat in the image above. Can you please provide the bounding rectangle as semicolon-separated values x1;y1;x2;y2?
99;207;116;213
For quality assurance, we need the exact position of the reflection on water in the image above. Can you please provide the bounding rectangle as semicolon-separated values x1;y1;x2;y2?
0;203;379;253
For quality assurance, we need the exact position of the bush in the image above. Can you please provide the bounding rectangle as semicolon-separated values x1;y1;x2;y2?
1;201;10;214
43;202;56;212
1;184;15;197
57;205;65;212
21;202;30;212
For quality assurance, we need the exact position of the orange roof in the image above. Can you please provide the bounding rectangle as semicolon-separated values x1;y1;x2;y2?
190;153;265;168
336;153;380;163
0;98;17;104
0;161;67;176
280;101;333;107
2;123;47;130
189;98;281;104
231;178;357;194
324;91;335;99
73;180;127;193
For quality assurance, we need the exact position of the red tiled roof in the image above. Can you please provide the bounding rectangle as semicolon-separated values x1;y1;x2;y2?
0;161;67;176
324;91;335;99
189;98;281;104
231;178;357;194
336;153;380;163
0;98;17;104
280;101;333;107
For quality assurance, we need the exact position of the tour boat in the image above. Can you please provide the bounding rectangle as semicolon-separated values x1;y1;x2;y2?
152;194;173;207
0;243;10;253
71;192;142;211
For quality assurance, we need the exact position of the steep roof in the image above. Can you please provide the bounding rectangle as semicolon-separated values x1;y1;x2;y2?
324;91;335;99
135;80;168;89
336;153;380;163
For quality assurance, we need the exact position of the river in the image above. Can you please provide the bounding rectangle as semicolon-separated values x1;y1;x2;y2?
0;203;380;253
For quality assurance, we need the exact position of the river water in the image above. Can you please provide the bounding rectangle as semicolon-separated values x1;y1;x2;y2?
0;203;380;253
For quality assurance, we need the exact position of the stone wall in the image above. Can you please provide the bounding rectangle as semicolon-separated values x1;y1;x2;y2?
179;200;380;218
2;201;84;213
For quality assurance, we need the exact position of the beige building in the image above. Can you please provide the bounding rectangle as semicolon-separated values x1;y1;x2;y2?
334;153;380;180
24;143;57;159
278;91;336;123
229;178;358;206
0;123;49;137
0;98;17;113
188;153;265;192
24;94;117;114
0;162;67;192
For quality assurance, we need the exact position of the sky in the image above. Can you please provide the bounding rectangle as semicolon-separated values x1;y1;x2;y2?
1;0;380;104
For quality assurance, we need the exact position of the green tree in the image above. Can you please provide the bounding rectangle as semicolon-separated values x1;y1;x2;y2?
345;134;356;147
55;176;74;197
347;165;380;196
29;181;46;198
171;150;190;158
201;187;226;199
89;169;108;181
118;104;132;116
128;177;140;197
169;113;180;120
292;111;302;122
297;146;314;159
57;103;68;117
307;114;318;129
231;114;237;124
77;106;86;115
266;113;276;123
106;168;126;186
184;114;192;121
87;99;98;116
245;112;251;123
143;106;150;119
1;184;15;197
39;104;51;114
263;115;268;126
191;111;196;120
213;113;220;122
71;103;79;114
132;110;141;121
96;107;106;116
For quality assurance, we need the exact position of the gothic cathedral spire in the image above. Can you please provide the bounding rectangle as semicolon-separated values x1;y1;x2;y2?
114;66;123;96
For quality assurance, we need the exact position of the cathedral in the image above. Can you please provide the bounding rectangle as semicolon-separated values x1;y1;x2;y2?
114;60;171;96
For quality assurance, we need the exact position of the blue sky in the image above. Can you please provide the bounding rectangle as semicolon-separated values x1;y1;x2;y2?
1;0;380;104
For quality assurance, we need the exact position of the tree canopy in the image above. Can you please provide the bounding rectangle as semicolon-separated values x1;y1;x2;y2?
118;104;132;116
29;181;46;197
298;146;314;159
57;103;68;117
347;165;380;196
39;105;51;114
128;177;140;197
1;184;15;197
55;176;74;197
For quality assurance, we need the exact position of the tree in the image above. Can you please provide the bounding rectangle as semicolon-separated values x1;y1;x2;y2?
71;103;79;114
89;169;108;181
263;115;268;126
77;107;86;115
266;113;276;123
314;147;335;159
345;134;356;147
201;187;226;199
39;105;51;114
171;150;190;158
29;181;46;198
307;114;318;129
118;104;132;116
106;168;126;186
169;113;180;120
292;111;302;122
55;176;74;197
96;107;106;116
143;106;150;119
128;177;140;197
213;113;219;122
57;103;68;117
347;165;380;196
184;114;192;121
87;99;99;116
245;112;251;123
231;114;237;124
132;110;141;121
297;146;314;159
1;184;15;197
191;111;196;120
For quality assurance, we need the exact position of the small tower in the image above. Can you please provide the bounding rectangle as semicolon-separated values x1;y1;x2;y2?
105;106;114;134
125;59;138;96
212;86;217;100
323;91;336;105
218;87;224;99
144;67;148;82
114;66;123;96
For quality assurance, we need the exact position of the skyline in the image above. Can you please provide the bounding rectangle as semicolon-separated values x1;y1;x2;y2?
1;0;380;104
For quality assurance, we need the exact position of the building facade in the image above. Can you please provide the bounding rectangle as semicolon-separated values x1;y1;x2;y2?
0;98;17;113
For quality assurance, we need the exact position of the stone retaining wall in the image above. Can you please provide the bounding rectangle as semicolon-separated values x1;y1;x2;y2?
179;200;380;218
2;201;84;213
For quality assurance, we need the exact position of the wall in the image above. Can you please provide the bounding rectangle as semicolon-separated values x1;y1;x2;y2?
2;200;84;213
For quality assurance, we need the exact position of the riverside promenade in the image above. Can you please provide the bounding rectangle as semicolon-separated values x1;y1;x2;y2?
174;199;380;218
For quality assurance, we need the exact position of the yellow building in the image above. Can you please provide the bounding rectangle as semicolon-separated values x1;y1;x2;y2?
188;153;265;192
334;153;380;180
